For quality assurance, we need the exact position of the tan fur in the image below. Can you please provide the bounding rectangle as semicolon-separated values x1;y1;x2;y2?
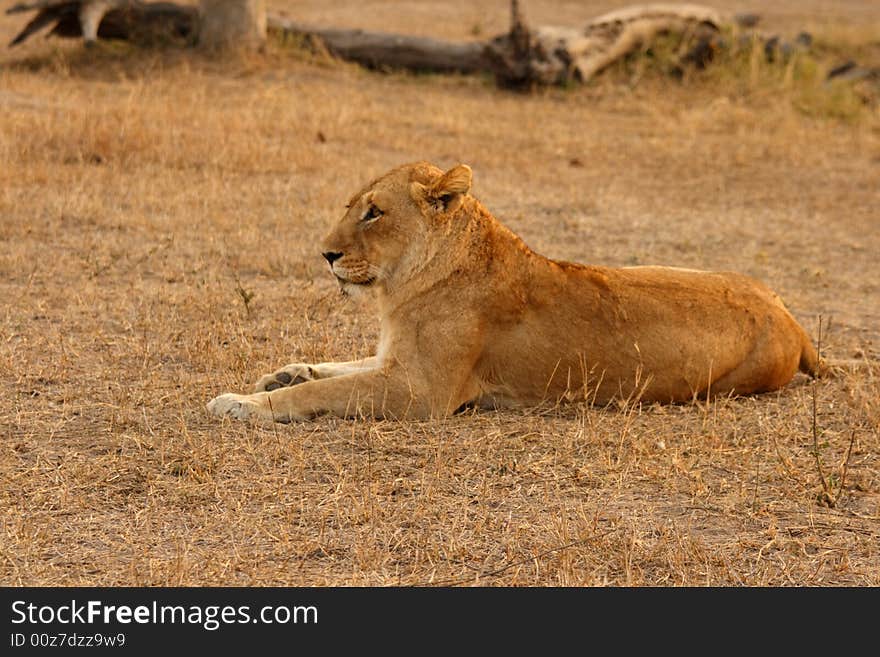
207;162;821;423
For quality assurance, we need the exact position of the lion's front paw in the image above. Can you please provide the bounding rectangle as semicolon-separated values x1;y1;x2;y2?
206;393;257;420
207;392;292;424
205;393;272;423
253;364;316;393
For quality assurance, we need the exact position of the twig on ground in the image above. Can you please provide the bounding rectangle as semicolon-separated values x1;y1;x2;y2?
811;316;835;506
832;429;857;507
809;316;857;508
231;271;255;317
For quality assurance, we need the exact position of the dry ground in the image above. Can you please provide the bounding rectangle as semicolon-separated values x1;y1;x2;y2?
1;1;879;586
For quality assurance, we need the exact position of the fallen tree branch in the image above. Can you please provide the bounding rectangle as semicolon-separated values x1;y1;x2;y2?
484;2;724;86
6;0;196;47
266;16;487;74
268;3;728;87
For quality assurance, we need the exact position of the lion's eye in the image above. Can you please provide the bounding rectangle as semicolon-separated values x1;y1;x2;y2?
362;205;383;222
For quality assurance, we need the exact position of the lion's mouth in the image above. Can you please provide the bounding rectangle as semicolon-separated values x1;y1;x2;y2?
335;274;376;287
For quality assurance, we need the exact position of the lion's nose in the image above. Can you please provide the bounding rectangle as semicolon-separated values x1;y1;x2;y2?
322;251;343;265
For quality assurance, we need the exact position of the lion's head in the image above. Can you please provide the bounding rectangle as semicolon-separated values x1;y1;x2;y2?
320;162;473;295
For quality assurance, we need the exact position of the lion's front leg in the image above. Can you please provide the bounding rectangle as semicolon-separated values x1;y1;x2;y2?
210;365;450;423
212;328;483;423
253;357;379;392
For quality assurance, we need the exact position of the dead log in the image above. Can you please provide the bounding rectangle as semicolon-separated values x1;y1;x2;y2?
6;0;196;47
484;2;724;86
198;0;266;52
267;2;727;86
266;16;487;74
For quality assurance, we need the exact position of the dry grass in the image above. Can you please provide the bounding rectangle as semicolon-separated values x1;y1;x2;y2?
1;1;879;586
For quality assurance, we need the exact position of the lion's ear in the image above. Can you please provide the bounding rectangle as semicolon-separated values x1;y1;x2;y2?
412;164;472;213
431;164;472;200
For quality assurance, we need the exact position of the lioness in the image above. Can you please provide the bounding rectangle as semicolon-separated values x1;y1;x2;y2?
207;161;821;423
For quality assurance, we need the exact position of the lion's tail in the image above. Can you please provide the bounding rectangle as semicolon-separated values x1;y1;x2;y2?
798;332;876;379
798;333;827;379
